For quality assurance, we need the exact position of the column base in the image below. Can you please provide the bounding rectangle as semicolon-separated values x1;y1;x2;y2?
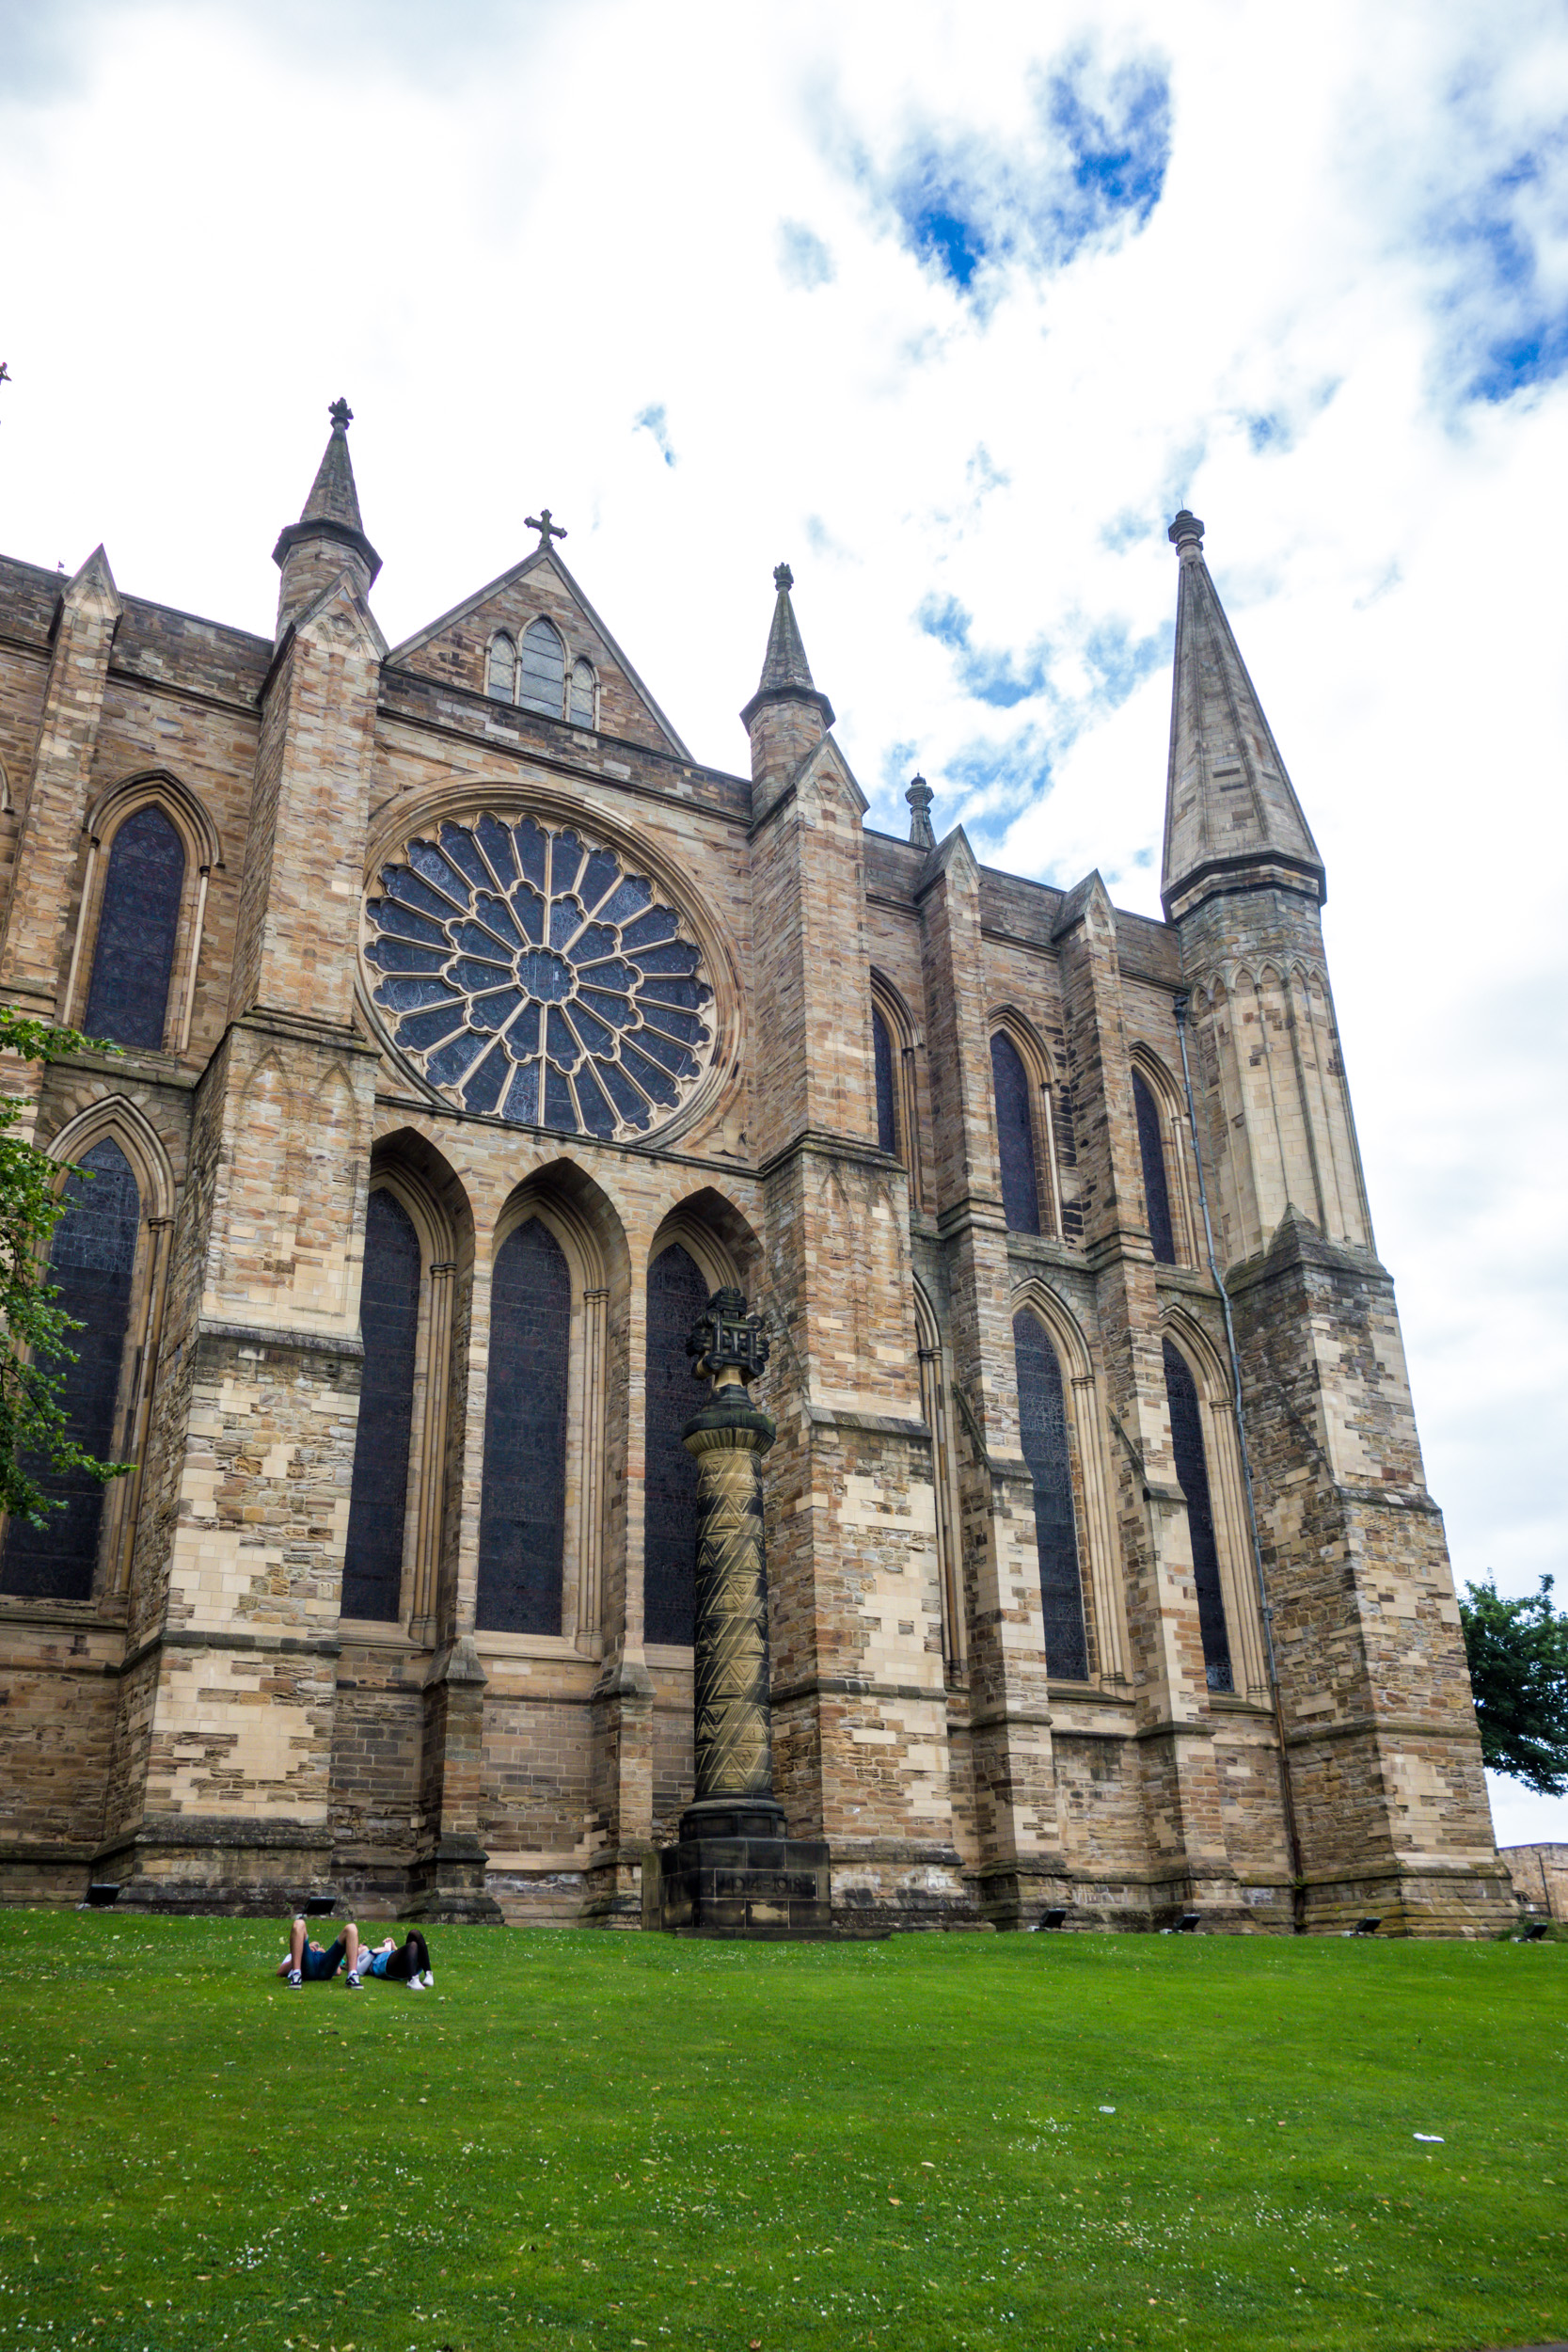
654;1820;832;1937
400;1836;505;1926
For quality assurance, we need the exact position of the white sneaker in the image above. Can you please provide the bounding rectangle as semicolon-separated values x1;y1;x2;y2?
420;1971;435;1990
406;1975;424;1991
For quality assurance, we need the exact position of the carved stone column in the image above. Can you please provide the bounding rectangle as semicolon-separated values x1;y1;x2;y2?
653;1289;832;1935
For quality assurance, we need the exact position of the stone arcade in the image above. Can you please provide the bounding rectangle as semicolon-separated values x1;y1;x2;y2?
0;409;1513;1934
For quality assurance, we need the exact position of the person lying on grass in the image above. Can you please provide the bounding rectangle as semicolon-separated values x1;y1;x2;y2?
278;1914;363;1989
356;1928;436;1990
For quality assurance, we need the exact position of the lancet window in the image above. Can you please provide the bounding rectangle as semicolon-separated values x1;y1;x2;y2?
516;618;567;718
1133;1069;1178;1265
873;1007;898;1158
1162;1337;1232;1692
486;632;517;701
991;1031;1041;1235
83;805;185;1051
1013;1308;1089;1679
341;1188;422;1622
568;658;596;728
477;1217;571;1634
1;1138;141;1601
643;1242;709;1646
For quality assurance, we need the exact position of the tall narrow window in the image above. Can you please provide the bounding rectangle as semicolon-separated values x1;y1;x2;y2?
486;632;516;702
478;1218;571;1633
568;658;595;728
1133;1071;1177;1265
872;1007;898;1158
83;806;184;1051
990;1032;1040;1235
516;618;566;719
643;1243;709;1645
2;1138;140;1601
341;1189;421;1622
1013;1311;1088;1679
1162;1339;1232;1692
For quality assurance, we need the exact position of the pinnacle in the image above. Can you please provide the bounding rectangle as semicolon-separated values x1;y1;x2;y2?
740;561;835;733
1161;515;1323;919
299;397;366;533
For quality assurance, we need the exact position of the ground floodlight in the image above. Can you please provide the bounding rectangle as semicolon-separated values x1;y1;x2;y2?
1353;1916;1381;1936
1176;1913;1199;1932
304;1893;337;1917
1520;1920;1550;1942
83;1883;119;1909
1038;1908;1068;1931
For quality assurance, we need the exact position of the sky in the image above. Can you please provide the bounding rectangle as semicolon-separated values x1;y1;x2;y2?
2;0;1564;1844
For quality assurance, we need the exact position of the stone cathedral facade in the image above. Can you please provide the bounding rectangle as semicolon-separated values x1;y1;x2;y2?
0;410;1513;1934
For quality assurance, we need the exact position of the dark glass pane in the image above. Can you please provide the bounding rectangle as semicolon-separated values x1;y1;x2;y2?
1162;1339;1232;1692
341;1190;420;1622
644;1245;710;1645
1013;1311;1087;1679
83;807;184;1051
1134;1072;1178;1265
990;1033;1040;1235
2;1139;140;1600
873;1008;898;1158
478;1218;570;1633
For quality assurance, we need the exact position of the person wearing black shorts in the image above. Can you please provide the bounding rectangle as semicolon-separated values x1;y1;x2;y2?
277;1914;363;1989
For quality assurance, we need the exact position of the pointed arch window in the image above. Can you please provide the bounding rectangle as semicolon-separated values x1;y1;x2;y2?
486;631;517;702
1162;1338;1232;1692
872;1007;898;1159
1133;1070;1177;1265
516;618;567;719
1013;1310;1088;1679
568;658;596;728
83;805;184;1051
478;1217;571;1633
991;1032;1041;1235
643;1243;709;1645
2;1138;140;1600
341;1189;421;1622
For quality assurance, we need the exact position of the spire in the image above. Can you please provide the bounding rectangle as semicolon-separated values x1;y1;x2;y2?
272;400;381;637
906;773;935;850
1161;511;1323;922
740;562;834;733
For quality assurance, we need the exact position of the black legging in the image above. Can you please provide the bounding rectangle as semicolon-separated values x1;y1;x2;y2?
382;1931;431;1982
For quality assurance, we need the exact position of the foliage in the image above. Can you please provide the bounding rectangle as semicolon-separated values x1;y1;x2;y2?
3;1914;1566;2352
1461;1572;1568;1796
0;1004;129;1525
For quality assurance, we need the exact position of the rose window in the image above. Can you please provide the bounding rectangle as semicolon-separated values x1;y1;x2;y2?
364;815;713;1139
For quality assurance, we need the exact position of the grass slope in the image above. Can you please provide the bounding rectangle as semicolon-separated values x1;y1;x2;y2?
2;1912;1565;2352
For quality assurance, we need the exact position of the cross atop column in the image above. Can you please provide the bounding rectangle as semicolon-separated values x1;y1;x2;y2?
526;507;567;550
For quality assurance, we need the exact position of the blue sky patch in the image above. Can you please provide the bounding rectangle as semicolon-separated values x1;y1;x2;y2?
1423;102;1568;405
633;404;677;467
776;219;835;290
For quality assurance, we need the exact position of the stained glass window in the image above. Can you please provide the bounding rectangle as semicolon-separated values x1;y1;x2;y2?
1162;1339;1232;1692
2;1137;140;1601
568;659;595;728
341;1189;421;1622
873;1007;898;1158
516;617;566;718
84;806;184;1051
1133;1071;1178;1265
487;632;516;701
990;1032;1040;1235
365;814;715;1143
477;1217;571;1634
643;1243;709;1645
1013;1311;1088;1679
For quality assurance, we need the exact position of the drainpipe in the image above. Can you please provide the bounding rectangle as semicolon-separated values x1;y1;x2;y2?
1173;993;1306;1928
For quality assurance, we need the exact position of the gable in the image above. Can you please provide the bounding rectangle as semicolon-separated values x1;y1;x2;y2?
386;546;690;760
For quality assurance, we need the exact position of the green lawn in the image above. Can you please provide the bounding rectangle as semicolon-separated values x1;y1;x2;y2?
3;1913;1565;2352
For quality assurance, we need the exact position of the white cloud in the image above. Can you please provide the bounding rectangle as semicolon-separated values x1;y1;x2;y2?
0;0;1563;1638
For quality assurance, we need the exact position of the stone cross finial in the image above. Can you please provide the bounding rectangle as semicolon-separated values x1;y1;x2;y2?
906;772;935;850
328;397;353;431
527;507;567;549
773;562;793;593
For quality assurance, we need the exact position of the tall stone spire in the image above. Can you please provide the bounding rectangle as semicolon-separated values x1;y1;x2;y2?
1161;510;1323;922
272;398;382;640
740;563;834;789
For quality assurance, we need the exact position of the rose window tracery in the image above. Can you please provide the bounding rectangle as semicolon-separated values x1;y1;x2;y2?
364;815;714;1139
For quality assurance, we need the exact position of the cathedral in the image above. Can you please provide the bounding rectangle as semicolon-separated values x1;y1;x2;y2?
0;405;1513;1933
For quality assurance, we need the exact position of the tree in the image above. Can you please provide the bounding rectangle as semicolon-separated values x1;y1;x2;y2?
0;1006;131;1526
1460;1573;1568;1797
